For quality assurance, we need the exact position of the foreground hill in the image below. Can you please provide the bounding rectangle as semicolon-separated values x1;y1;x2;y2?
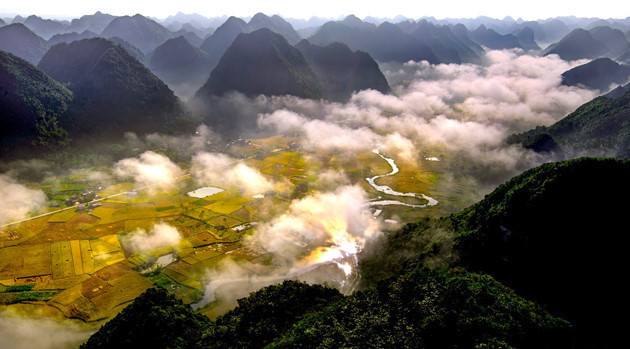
509;84;630;157
451;158;629;347
363;157;630;348
82;270;569;348
561;57;630;91
296;40;390;101
0;23;47;64
38;38;182;139
0;50;73;156
195;29;322;100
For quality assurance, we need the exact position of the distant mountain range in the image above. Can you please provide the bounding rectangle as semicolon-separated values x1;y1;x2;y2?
1;11;629;73
67;11;116;34
194;29;390;103
296;40;391;101
197;13;302;74
469;24;523;50
0;23;47;64
100;14;175;53
148;36;210;88
541;26;630;61
2;11;630;155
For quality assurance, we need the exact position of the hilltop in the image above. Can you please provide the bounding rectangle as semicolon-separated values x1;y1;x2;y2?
0;23;47;64
0;50;73;157
509;84;630;157
362;157;630;347
38;38;183;140
195;29;323;100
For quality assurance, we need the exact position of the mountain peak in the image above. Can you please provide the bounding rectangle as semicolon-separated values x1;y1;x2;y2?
38;37;181;138
196;28;322;99
0;23;47;64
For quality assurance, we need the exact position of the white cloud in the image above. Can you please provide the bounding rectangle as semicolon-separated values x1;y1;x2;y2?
0;309;93;349
192;152;275;195
113;151;182;190
127;223;182;252
0;174;47;225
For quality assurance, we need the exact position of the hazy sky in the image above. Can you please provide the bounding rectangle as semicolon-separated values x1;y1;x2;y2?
1;0;628;21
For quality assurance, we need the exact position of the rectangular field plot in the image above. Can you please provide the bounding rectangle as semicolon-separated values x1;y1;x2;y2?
90;207;122;225
82;221;125;238
184;208;221;222
48;209;78;223
0;244;52;280
112;206;157;220
204;202;243;215
207;216;243;228
124;219;156;232
50;240;94;279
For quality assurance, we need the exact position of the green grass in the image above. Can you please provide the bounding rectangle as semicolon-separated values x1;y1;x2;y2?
146;273;178;289
12;291;56;303
3;283;35;292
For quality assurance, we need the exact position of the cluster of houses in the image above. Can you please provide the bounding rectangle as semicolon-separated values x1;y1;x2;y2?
63;188;103;211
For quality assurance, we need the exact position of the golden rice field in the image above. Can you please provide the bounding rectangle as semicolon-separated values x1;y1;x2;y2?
0;134;464;324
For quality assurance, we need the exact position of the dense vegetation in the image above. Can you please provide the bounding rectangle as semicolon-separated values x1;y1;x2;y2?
509;85;630;157
80;288;212;348
81;158;630;348
38;38;186;142
196;29;323;100
361;157;630;348
83;268;570;348
0;50;73;157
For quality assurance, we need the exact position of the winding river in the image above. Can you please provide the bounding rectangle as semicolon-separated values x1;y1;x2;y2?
366;149;438;208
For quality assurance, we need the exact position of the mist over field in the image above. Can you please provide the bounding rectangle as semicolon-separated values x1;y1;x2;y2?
0;309;94;349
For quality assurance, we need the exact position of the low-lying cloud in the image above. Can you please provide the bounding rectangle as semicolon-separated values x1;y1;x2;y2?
192;152;275;195
126;223;182;252
0;309;93;349
247;185;380;264
0;174;47;226
113;151;182;190
252;50;598;177
196;186;381;309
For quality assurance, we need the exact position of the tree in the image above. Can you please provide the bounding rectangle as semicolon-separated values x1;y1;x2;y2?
32;111;71;151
